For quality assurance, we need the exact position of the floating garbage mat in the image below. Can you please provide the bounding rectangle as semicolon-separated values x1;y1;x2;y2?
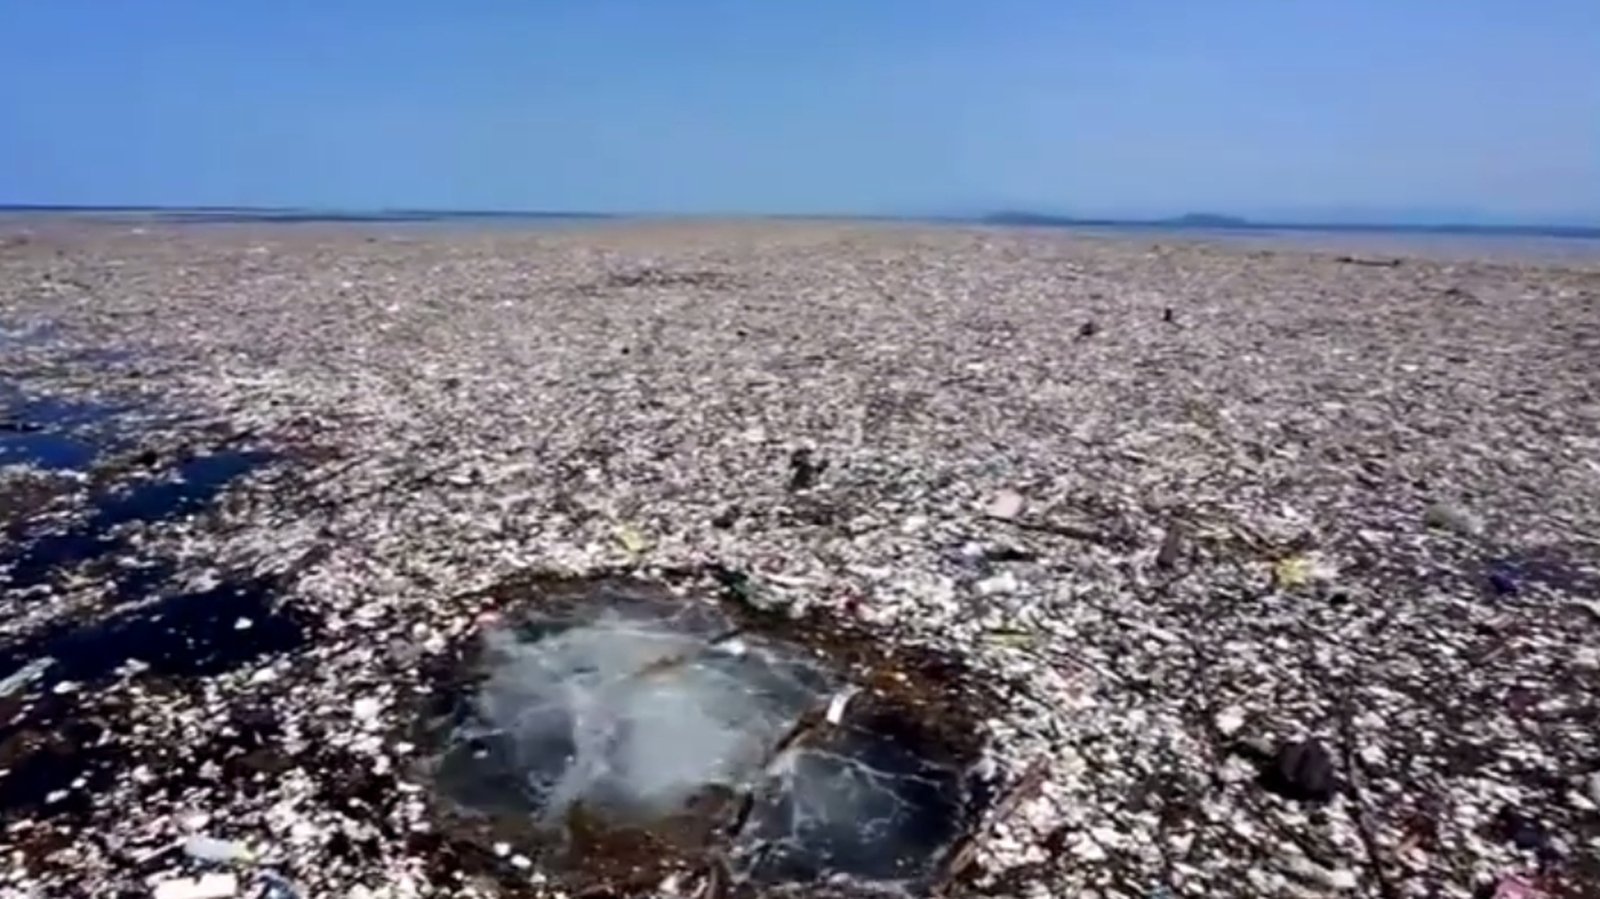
418;576;993;896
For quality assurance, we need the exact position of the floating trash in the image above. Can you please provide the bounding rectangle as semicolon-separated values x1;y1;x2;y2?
2;449;272;589
0;579;309;688
420;576;985;895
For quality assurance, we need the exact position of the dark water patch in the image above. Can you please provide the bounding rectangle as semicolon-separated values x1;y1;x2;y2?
0;393;124;471
3;393;124;430
735;707;971;885
0;717;121;817
2;450;272;589
0;431;98;470
0;578;309;690
0;579;308;821
92;450;270;529
417;573;992;896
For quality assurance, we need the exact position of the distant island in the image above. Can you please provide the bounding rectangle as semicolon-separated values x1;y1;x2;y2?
978;210;1600;239
1165;212;1252;228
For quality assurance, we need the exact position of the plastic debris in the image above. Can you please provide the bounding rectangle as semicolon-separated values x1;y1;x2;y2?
0;657;53;696
1489;874;1548;899
615;523;649;556
977;571;1019;595
983;629;1038;649
824;686;859;725
152;873;238;899
986;489;1025;521
1425;501;1485;537
352;696;383;724
1214;706;1246;737
182;834;252;864
256;869;301;899
1272;553;1336;589
1273;555;1312;588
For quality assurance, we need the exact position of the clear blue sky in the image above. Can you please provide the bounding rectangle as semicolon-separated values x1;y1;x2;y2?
2;1;1596;222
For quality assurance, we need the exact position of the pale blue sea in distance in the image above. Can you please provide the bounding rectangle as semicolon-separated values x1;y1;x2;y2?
4;206;1599;264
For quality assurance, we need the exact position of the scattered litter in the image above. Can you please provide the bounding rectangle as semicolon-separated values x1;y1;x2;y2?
983;629;1038;649
6;216;1599;898
151;873;238;899
615;523;650;556
182;834;252;864
824;686;859;725
987;489;1025;521
352;697;383;724
1214;706;1246;738
255;870;301;899
1425;502;1485;537
977;571;1019;596
1272;553;1335;588
0;656;53;696
1488;874;1548;899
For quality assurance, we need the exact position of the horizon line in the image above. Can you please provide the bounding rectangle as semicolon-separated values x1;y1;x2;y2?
2;203;1598;237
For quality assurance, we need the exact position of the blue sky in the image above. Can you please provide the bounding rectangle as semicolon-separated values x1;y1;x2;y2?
1;1;1596;222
